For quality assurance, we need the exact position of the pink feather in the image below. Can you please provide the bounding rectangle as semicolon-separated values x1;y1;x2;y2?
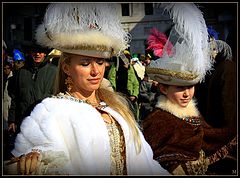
147;28;174;57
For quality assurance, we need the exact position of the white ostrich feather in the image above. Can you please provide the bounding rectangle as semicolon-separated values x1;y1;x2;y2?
35;3;130;56
149;3;213;82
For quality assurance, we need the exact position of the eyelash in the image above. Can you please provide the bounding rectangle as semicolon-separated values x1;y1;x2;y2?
80;60;105;66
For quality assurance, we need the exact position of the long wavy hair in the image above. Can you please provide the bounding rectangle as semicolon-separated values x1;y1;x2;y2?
53;52;142;154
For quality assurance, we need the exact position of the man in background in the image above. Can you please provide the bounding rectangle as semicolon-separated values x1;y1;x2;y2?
7;43;57;140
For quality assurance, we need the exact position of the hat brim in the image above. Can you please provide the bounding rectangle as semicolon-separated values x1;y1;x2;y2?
35;24;124;58
146;67;200;86
148;74;200;86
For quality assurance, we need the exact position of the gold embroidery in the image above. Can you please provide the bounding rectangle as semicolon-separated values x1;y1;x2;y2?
105;117;127;175
185;150;209;175
63;44;111;51
146;67;198;80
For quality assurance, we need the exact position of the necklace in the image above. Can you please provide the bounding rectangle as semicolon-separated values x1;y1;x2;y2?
54;92;106;108
66;91;100;107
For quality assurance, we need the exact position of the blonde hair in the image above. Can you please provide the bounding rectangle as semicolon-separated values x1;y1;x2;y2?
98;88;141;154
54;53;142;154
53;53;70;95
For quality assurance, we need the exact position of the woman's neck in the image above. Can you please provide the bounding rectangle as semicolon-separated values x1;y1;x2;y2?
66;90;100;107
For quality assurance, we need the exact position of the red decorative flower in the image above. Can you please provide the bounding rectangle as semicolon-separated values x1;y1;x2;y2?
147;28;174;57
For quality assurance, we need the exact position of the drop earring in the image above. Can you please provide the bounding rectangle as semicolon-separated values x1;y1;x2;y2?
65;76;73;92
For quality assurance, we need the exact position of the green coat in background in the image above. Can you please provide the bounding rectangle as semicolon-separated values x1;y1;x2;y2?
107;63;140;122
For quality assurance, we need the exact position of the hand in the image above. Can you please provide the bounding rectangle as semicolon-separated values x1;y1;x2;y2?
18;151;41;175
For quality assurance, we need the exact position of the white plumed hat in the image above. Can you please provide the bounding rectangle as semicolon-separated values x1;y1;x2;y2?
146;3;213;86
35;3;130;58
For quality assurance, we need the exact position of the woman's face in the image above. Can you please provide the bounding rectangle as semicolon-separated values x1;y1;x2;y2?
159;84;195;107
62;54;106;94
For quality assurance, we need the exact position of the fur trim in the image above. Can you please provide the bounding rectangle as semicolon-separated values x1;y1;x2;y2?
12;97;169;175
36;25;124;54
35;3;130;57
155;95;200;118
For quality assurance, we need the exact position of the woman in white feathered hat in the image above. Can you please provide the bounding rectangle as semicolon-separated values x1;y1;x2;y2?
6;3;169;175
142;3;237;175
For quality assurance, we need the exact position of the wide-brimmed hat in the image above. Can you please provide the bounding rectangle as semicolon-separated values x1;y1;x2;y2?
146;3;213;86
35;3;131;59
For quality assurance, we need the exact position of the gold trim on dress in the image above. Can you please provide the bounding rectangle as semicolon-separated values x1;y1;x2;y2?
105;116;127;175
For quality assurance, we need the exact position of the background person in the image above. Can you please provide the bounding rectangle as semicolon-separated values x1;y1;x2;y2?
195;28;237;133
107;50;140;123
7;42;57;136
12;49;25;71
3;60;14;160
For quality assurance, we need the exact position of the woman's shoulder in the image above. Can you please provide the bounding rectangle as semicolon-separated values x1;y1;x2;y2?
29;94;83;114
29;97;64;117
24;94;96;126
41;95;68;106
40;93;89;109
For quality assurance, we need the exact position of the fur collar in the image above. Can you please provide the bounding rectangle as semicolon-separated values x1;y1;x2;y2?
155;95;200;118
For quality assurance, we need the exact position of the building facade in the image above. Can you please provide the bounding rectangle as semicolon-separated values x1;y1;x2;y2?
2;2;237;56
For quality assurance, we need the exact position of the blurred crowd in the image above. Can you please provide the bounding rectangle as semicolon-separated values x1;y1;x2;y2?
2;19;237;174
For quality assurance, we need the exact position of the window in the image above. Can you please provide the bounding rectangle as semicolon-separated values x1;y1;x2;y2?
121;3;130;16
145;3;153;15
